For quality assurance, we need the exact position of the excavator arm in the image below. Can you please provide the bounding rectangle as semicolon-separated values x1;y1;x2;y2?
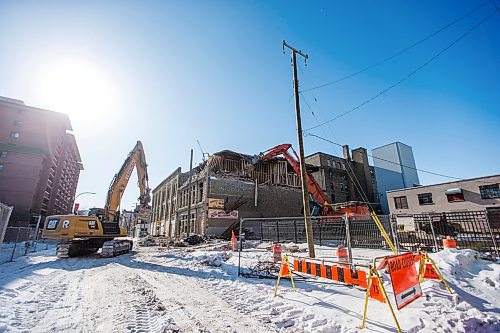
259;144;331;212
105;141;151;222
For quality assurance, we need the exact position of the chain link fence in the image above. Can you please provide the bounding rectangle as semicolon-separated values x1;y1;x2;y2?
0;226;56;264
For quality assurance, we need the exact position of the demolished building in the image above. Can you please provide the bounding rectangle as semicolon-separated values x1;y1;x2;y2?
151;144;380;238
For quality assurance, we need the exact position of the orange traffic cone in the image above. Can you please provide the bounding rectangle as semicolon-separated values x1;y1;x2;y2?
231;230;238;251
443;236;457;249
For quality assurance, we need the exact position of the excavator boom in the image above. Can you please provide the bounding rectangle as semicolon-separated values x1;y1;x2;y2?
260;143;330;209
105;141;151;222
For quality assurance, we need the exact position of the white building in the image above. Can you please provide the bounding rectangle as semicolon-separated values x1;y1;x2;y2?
372;142;420;214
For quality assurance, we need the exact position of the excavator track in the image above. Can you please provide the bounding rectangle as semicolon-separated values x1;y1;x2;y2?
56;239;106;258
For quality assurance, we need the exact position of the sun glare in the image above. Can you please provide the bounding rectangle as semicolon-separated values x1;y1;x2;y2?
32;57;119;127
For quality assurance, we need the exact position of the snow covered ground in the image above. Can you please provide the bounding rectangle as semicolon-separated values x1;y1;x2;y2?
0;240;498;333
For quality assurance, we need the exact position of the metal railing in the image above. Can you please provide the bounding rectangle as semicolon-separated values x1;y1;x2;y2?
240;215;395;250
392;211;499;257
238;210;499;258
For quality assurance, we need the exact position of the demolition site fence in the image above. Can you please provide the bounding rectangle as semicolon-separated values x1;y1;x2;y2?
238;210;499;258
0;226;56;264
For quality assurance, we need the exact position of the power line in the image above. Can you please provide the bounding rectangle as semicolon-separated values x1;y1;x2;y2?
304;132;468;181
304;9;498;132
301;0;494;93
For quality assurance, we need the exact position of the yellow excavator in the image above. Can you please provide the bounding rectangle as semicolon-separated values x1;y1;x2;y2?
42;141;151;258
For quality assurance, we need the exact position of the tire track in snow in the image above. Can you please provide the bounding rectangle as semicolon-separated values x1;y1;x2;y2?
135;265;273;333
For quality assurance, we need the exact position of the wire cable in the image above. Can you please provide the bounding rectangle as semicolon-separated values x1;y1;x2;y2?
301;0;494;93
304;9;498;132
304;132;500;186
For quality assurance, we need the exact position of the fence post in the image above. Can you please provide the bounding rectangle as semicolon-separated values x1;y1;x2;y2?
484;212;499;259
9;228;21;262
238;218;243;277
344;213;353;265
276;220;280;243
319;219;323;246
390;215;400;253
293;219;298;243
32;215;42;252
428;214;440;253
260;221;263;242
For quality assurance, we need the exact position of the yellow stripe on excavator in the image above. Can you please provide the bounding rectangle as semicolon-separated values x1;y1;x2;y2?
370;210;397;254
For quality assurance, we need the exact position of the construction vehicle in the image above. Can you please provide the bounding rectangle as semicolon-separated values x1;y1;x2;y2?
42;141;151;258
256;143;369;217
256;143;397;254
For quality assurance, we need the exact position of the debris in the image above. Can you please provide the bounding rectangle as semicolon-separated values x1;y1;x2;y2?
138;236;156;247
198;252;231;267
184;234;205;246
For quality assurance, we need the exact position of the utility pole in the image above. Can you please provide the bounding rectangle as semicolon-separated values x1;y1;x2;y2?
186;149;194;235
283;40;315;258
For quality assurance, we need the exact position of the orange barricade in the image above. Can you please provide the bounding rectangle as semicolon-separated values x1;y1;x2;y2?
293;258;368;290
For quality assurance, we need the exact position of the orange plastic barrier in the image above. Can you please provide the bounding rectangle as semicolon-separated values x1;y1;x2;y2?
293;258;367;288
443;236;457;249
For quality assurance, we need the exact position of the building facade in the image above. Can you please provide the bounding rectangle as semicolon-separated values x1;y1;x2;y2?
151;145;381;237
372;142;420;214
386;175;500;218
305;146;379;208
0;97;83;225
151;149;305;237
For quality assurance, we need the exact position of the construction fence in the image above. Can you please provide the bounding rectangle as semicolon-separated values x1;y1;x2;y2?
238;210;499;258
0;226;56;264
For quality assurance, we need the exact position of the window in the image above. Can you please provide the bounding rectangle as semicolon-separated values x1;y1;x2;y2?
0;151;7;158
394;196;408;209
10;132;20;139
479;184;500;199
336;161;342;169
418;193;433;205
445;188;465;202
0;164;3;172
14;120;23;126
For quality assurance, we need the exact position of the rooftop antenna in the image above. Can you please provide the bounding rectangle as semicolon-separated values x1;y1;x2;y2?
197;140;210;162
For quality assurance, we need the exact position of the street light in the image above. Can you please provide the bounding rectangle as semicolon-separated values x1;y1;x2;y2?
75;191;96;200
73;191;96;214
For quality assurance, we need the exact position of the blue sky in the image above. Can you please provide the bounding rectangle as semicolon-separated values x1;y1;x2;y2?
0;1;499;210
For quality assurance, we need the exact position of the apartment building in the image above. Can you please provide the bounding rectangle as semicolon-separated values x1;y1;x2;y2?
0;96;83;225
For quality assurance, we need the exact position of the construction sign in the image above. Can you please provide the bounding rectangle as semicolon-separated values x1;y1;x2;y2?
424;263;439;280
387;253;422;309
369;277;385;303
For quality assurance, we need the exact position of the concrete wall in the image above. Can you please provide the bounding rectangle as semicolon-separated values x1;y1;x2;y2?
387;175;500;214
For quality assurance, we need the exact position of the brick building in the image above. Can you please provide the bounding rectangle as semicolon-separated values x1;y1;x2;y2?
305;145;379;209
151;144;380;237
0;96;83;225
